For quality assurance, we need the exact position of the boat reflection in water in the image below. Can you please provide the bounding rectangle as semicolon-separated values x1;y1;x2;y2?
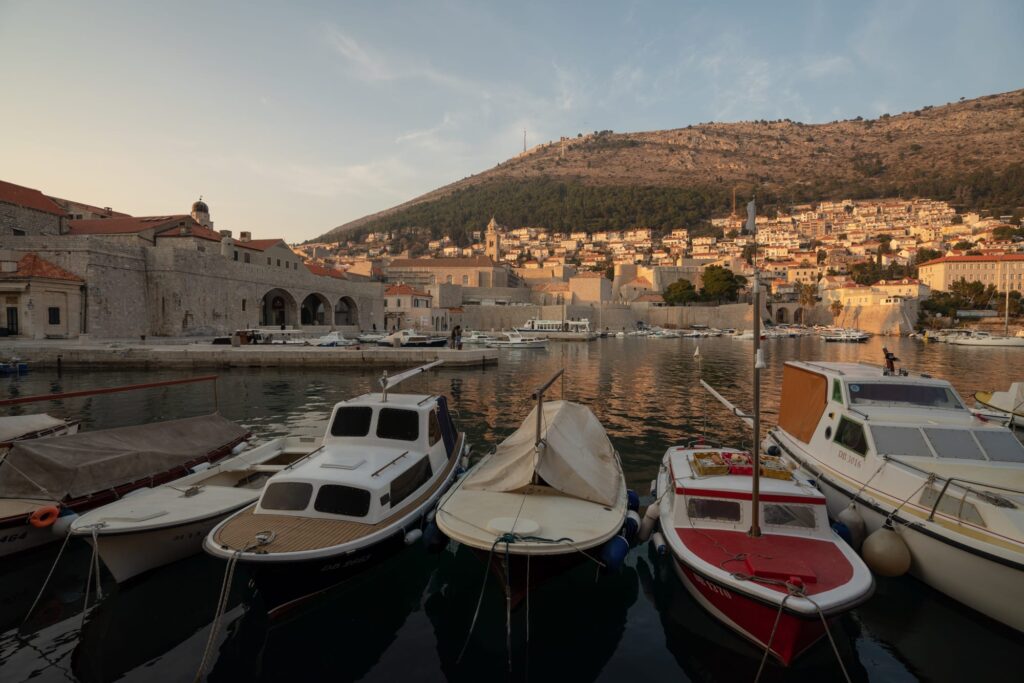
424;543;638;682
636;549;870;682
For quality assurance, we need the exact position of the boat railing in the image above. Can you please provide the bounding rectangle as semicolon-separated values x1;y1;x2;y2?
882;455;1023;520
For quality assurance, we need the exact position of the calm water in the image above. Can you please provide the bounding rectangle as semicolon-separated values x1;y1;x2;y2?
1;337;1022;682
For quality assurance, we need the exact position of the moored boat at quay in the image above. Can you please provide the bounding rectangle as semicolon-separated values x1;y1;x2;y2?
515;317;599;340
766;359;1024;633
204;362;468;614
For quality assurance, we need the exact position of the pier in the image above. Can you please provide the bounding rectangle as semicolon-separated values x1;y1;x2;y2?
0;341;498;370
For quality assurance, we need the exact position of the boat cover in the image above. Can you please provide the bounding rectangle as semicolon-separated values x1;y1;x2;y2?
462;400;620;506
0;414;68;443
0;414;248;501
987;382;1024;413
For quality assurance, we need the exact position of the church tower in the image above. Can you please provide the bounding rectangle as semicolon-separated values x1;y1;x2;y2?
191;196;213;228
485;216;501;262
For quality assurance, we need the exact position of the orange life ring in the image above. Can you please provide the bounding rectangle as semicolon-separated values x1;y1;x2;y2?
29;506;60;528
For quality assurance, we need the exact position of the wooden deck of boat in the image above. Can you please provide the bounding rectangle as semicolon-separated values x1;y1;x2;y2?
211;445;460;554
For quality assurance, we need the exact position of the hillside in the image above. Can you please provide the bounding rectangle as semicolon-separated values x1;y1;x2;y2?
320;89;1024;241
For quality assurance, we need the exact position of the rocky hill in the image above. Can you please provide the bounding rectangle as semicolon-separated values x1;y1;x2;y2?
320;89;1024;241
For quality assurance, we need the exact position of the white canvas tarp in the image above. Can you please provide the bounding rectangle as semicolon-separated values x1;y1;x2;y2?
989;382;1024;414
0;414;69;443
462;400;621;506
0;414;248;501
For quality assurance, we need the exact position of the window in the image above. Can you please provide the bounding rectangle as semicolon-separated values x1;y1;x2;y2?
261;482;312;510
233;251;239;261
763;504;817;528
376;408;419;441
330;406;373;437
832;379;843;403
242;299;247;312
47;307;60;325
428;410;441;446
314;484;370;517
847;383;963;410
267;257;272;265
389;456;433;507
871;426;932;457
277;259;281;267
974;430;1024;463
924;428;984;460
446;275;453;284
686;497;741;522
834;417;868;456
462;274;469;285
244;252;251;264
12;228;25;236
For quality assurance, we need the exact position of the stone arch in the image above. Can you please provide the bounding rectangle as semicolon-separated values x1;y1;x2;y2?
300;293;330;326
334;296;359;326
775;306;788;323
260;288;297;327
794;307;805;324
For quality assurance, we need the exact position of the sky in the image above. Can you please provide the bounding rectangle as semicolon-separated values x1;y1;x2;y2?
1;1;1022;243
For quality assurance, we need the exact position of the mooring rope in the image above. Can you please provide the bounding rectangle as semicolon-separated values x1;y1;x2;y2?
21;528;73;631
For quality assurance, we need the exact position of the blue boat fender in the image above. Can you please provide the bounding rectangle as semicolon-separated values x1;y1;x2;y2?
626;489;640;512
600;535;629;573
831;521;853;547
623;510;641;539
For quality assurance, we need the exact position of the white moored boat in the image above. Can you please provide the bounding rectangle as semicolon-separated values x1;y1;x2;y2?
766;359;1024;633
70;436;321;582
822;329;870;343
655;443;874;665
975;382;1024;425
515;318;598;341
485;330;548;349
436;372;629;602
205;362;468;613
946;331;1024;347
314;331;358;347
461;330;496;345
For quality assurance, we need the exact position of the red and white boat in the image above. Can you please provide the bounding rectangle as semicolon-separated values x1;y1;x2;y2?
654;444;874;665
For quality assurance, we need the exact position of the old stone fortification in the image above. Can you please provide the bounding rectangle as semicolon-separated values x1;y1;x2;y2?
0;236;385;338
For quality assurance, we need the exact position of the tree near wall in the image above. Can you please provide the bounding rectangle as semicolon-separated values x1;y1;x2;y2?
701;266;747;303
664;278;699;305
829;298;844;324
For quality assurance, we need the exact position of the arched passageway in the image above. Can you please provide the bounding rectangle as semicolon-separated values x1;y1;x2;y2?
775;307;788;323
260;288;297;327
334;296;358;326
794;307;804;324
300;293;330;326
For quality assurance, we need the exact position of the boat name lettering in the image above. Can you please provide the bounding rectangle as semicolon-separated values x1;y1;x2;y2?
837;449;863;468
694;572;732;599
172;530;207;542
0;530;28;543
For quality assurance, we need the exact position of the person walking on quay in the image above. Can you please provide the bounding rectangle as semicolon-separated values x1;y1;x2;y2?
449;327;457;349
455;325;463;350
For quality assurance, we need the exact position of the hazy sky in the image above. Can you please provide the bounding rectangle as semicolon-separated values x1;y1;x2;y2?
2;1;1021;242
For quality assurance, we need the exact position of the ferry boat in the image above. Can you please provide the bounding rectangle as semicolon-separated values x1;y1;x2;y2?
654;443;874;664
205;362;468;614
765;359;1024;632
515;318;598;341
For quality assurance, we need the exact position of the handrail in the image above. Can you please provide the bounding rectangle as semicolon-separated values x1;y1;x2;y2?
882;454;1024;496
0;375;219;406
531;369;565;401
372;451;409;477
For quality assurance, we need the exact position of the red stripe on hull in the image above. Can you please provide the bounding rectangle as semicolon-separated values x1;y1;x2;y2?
674;559;826;665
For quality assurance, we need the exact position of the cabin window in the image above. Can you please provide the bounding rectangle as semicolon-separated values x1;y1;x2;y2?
832;380;843;404
261;482;313;511
763;503;817;528
834;417;868;456
389;456;433;507
923;428;984;460
686;497;741;522
870;426;933;458
314;484;370;517
330;406;373;437
428;410;441;446
974;430;1024;463
376;408;419;441
846;383;963;410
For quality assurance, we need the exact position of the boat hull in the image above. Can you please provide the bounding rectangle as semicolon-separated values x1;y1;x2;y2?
810;470;1024;632
671;557;827;665
0;520;61;557
470;545;596;606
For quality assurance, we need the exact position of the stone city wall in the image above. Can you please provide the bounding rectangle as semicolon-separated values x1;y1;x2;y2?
0;204;63;237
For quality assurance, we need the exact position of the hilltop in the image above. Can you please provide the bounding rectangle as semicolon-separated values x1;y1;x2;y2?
319;89;1024;242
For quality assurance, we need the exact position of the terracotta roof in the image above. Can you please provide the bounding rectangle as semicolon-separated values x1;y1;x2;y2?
68;215;191;235
385;283;431;297
156;223;224;243
306;262;348;280
532;282;570;292
634;293;665;303
0;180;67;216
572;271;605;279
388;255;498;269
626;277;652;287
237;238;290;252
918;254;1024;267
0;253;83;282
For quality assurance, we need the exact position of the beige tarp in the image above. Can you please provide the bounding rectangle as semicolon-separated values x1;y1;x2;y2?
0;414;69;443
463;400;621;506
989;382;1024;413
0;414;248;501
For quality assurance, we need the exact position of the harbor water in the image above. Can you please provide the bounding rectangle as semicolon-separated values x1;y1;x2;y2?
1;336;1022;682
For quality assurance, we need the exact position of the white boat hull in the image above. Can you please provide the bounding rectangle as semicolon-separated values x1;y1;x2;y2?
0;524;61;558
948;337;1024;347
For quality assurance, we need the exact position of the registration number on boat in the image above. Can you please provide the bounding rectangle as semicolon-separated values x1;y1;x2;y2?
694;573;732;599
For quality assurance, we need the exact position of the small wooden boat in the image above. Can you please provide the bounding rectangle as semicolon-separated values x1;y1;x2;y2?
205;362;468;614
70;436;320;582
436;372;629;601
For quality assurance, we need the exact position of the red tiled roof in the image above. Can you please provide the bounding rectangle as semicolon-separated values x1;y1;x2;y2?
634;293;665;303
626;277;652;287
156;223;224;243
237;238;290;252
67;215;190;235
385;284;431;297
388;255;498;268
918;254;1024;267
306;262;348;280
0;180;67;216
0;253;83;282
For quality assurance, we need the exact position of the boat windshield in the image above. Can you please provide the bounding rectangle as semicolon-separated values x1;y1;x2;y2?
763;503;817;529
846;382;964;410
331;406;373;437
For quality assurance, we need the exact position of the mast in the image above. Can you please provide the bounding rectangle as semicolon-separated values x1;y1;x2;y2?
748;197;763;538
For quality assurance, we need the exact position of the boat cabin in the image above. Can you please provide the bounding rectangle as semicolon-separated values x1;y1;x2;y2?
254;394;457;524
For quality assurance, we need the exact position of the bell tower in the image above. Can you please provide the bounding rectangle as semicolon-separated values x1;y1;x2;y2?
485;216;501;262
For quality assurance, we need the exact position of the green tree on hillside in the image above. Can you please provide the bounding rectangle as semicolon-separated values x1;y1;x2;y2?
664;278;699;305
701;266;747;303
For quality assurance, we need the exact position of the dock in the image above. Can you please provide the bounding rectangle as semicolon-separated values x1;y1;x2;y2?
0;342;498;370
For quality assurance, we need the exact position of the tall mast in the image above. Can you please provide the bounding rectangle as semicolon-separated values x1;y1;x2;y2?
748;196;762;538
1005;259;1010;337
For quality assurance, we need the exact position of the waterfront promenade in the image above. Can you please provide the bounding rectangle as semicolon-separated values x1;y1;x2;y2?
0;339;497;369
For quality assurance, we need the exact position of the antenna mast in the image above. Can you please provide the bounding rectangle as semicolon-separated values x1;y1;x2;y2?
523;128;527;153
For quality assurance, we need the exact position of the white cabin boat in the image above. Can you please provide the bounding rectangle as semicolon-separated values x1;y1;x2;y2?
315;331;358;347
946;331;1024;347
822;329;870;343
205;362;467;613
485;330;548;349
71;436;320;582
461;330;496;345
515;318;598;341
766;361;1024;633
377;329;448;348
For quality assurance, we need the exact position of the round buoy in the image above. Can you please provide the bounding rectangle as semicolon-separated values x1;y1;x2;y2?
837;504;866;549
600;535;629;573
626;489;640;512
862;525;912;577
651;531;667;556
29;506;60;529
638;502;660;542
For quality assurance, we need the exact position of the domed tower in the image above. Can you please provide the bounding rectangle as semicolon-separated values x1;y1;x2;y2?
191;197;213;228
485;216;501;262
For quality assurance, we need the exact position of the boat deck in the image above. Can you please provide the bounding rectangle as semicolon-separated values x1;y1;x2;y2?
210;449;459;554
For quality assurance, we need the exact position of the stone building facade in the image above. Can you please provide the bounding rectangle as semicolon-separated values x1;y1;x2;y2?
0;180;66;237
0;252;83;339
